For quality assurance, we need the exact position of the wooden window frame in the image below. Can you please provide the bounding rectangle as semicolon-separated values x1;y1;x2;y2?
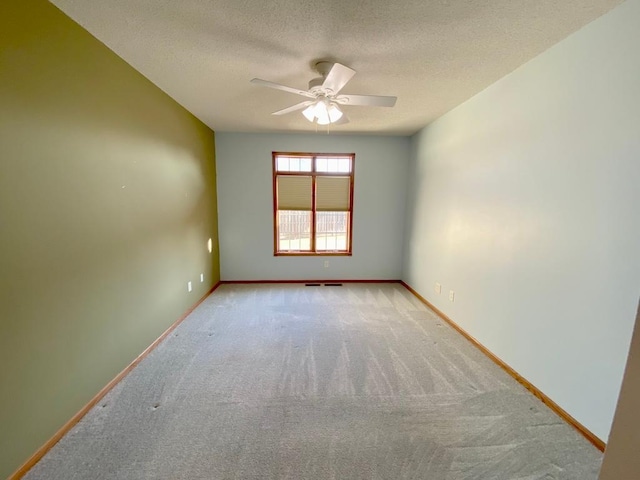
273;152;355;256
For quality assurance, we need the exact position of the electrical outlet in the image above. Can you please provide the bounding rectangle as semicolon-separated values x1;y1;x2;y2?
449;290;455;302
324;260;330;268
435;282;442;294
187;281;192;292
200;273;204;283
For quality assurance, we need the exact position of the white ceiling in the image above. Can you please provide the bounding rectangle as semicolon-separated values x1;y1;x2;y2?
50;0;622;135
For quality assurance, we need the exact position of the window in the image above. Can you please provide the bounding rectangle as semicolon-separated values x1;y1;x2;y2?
273;152;354;255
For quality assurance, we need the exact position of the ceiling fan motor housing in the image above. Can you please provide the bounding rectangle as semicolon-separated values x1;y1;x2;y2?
309;61;338;95
308;77;330;95
314;61;334;76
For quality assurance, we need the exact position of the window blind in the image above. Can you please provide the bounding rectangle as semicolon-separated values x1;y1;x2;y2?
316;176;350;211
277;176;312;210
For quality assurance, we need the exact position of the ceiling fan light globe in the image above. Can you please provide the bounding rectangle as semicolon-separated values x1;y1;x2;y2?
313;101;330;124
313;101;328;118
302;105;316;122
328;104;343;123
316;111;331;125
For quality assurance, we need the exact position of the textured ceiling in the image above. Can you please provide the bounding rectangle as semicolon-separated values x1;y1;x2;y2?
50;0;623;135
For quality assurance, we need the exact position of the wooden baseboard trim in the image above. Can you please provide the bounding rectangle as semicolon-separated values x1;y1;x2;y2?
9;281;221;480
399;281;606;452
220;279;402;284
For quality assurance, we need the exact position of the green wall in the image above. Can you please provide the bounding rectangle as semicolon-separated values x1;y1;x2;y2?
0;1;220;477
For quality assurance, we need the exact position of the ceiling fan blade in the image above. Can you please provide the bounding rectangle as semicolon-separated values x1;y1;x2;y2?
272;101;314;116
250;78;316;98
321;63;356;94
336;94;397;107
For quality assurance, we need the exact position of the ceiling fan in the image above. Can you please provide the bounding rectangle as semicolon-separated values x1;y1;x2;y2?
250;62;397;125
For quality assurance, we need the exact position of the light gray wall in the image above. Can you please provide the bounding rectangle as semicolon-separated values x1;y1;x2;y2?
402;0;640;441
216;132;409;280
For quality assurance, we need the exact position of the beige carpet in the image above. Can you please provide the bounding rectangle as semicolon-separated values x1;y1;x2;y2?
25;283;602;479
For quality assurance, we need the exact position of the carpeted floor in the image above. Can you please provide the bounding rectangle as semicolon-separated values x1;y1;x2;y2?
25;283;602;479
